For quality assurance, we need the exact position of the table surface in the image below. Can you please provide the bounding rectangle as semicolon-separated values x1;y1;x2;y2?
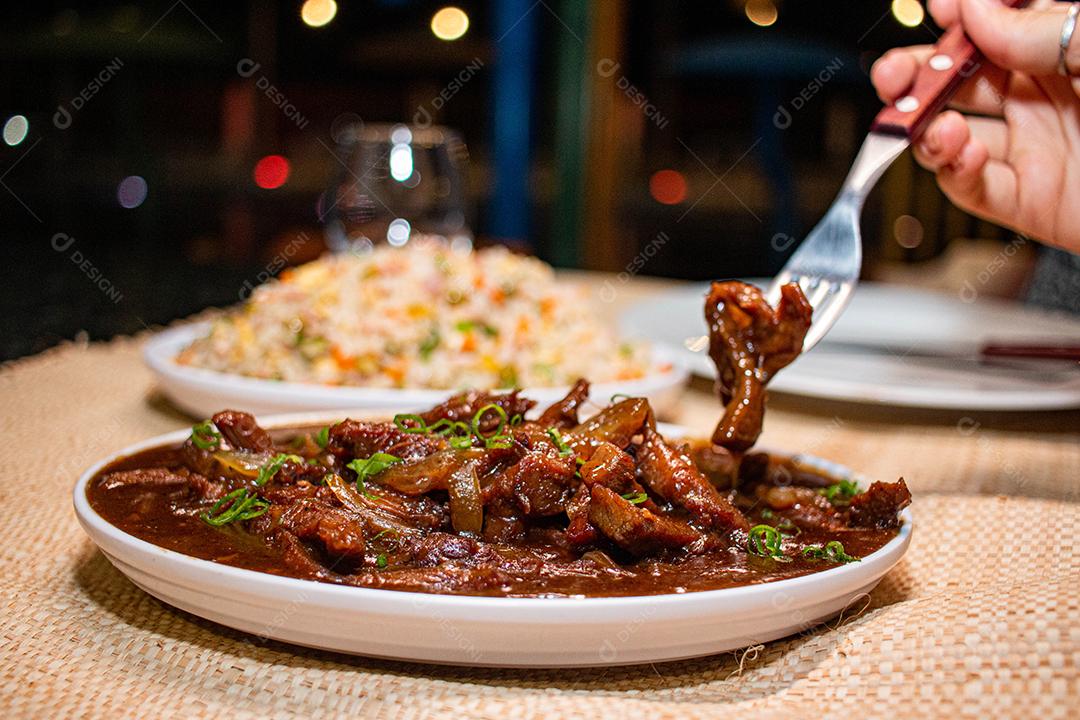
2;273;1078;719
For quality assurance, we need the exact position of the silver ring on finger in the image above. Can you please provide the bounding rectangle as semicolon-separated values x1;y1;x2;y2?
1058;3;1080;77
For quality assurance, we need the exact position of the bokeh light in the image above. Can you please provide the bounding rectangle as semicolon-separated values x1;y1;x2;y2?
116;175;148;208
389;144;414;182
649;169;688;205
3;115;29;146
387;218;411;246
301;0;338;28
745;0;778;27
893;214;924;248
891;0;924;28
431;7;469;41
253;155;291;189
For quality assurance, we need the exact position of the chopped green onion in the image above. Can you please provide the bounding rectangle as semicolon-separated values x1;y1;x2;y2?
610;393;632;403
471;403;508;439
393;414;428;433
190;420;221;451
484;434;513;449
819;479;860;505
449;435;474;450
760;508;775;520
747;524;790;562
370;529;395;542
802;540;860;564
315;426;330;449
255;453;304;486
419;328;441;361
376;554;388;568
497;366;519;389
427;418;455;435
545;427;574;457
455;320;498;337
347;452;402;497
621;492;648;505
201;488;269;527
509;414;524;426
531;363;554;382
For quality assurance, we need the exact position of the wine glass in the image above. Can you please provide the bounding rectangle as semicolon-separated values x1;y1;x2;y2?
320;122;472;253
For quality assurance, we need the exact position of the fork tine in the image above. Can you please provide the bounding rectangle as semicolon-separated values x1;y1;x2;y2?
802;282;855;351
765;271;797;306
805;279;832;310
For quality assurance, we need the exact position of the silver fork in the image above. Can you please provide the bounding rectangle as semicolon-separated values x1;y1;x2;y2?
768;0;1029;352
767;132;905;351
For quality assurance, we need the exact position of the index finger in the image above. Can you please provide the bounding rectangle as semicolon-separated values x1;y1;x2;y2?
871;46;934;103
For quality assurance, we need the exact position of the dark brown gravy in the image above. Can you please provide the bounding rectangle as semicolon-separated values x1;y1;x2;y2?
87;437;901;598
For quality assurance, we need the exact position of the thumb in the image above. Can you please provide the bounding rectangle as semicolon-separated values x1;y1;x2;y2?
958;0;1076;76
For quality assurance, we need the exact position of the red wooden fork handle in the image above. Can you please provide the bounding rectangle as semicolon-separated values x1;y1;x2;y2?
871;0;1031;140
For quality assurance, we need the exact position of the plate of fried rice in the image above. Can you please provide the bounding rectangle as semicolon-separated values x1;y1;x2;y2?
145;241;688;417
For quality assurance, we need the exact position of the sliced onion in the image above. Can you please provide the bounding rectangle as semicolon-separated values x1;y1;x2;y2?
211;449;272;478
446;461;483;534
580;550;620;570
571;398;650;452
375;450;467;495
325;473;417;537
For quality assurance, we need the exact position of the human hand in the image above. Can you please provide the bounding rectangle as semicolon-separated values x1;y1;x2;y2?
871;0;1080;254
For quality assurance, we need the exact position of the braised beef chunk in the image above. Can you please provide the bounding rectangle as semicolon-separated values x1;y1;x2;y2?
212;410;274;453
755;485;847;532
706;281;812;452
848;479;912;529
638;427;750;534
689;442;739;490
101;467;224;501
273;459;329;485
327;420;443;462
536;378;591;428
577;442;647;500
408;532;497;567
275;499;367;563
588;485;702;556
486;450;576;517
101;467;192;490
274;530;340;580
86;282;909;598
568;397;651;457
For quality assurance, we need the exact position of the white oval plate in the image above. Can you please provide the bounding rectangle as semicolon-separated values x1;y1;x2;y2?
144;323;690;418
620;282;1080;410
73;412;912;668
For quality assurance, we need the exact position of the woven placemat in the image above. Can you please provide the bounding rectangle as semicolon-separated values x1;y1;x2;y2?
1;337;1078;719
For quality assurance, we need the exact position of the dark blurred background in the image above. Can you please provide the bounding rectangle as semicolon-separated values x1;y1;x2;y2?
0;0;1018;360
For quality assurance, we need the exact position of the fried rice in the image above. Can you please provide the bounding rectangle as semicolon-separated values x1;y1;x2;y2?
176;241;658;390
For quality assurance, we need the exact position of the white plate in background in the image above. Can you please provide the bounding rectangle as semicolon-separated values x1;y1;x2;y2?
74;412;911;667
144;322;689;418
620;281;1080;410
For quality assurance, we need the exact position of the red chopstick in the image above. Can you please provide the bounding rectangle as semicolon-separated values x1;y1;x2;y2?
981;344;1080;362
